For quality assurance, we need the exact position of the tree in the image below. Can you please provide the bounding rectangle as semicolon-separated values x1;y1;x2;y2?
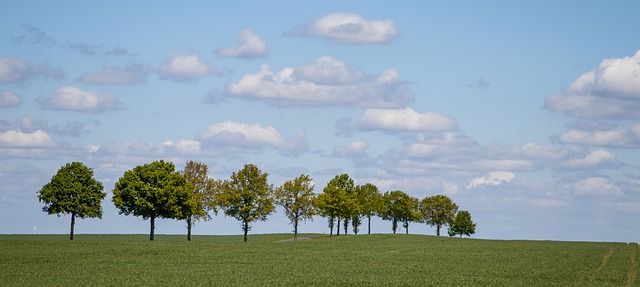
217;164;275;242
182;160;219;241
420;195;458;236
354;183;382;235
380;190;419;234
37;162;106;240
316;174;356;236
112;160;195;241
448;210;476;238
276;174;317;241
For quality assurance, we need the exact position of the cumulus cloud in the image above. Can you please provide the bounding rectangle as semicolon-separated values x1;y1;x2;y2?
0;57;64;84
287;13;397;44
0;91;21;108
561;149;621;169
39;86;121;113
197;121;308;154
157;54;218;82
359;108;458;132
467;171;515;189
162;140;202;154
555;125;640;148
215;29;269;59
0;130;54;148
545;50;640;119
226;56;412;108
572;177;622;197
332;140;369;158
78;63;149;85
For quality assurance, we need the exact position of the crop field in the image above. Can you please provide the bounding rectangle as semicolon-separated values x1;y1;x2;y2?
0;234;637;286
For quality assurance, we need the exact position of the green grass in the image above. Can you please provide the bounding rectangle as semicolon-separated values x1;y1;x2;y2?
0;234;637;286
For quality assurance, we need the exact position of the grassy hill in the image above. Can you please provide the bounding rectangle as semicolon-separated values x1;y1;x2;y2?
1;234;637;286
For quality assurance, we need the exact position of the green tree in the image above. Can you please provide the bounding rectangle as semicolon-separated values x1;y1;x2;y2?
182;160;219;241
217;164;275;242
355;183;382;235
37;162;106;240
420;195;459;236
327;174;356;235
380;190;419;234
314;185;340;236
276;174;317;241
112;160;195;241
448;210;476;238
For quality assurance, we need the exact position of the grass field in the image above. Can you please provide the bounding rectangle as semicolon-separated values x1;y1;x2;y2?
0;234;637;286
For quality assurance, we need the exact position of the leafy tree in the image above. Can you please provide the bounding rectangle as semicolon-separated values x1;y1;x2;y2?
182;160;219;241
420;195;458;236
325;173;357;235
448;210;476;238
217;164;275;242
380;190;419;234
276;174;317;241
354;183;382;235
37;162;106;240
112;160;195;241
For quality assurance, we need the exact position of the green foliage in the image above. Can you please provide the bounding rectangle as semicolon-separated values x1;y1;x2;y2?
182;160;219;241
2;234;637;286
354;183;382;234
112;160;195;240
314;174;356;236
37;162;105;240
420;194;459;236
380;190;420;234
276;174;316;240
448;210;476;238
217;164;275;242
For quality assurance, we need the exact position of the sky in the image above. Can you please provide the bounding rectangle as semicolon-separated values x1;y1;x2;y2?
2;1;640;242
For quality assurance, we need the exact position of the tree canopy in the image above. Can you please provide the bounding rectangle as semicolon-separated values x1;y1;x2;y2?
354;183;382;235
380;190;419;234
217;164;275;242
182;160;219;241
420;195;459;236
276;174;316;240
315;174;356;236
449;210;476;238
112;160;195;241
37;162;106;240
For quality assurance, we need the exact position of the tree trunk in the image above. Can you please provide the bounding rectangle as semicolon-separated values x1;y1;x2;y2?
243;220;249;242
392;219;397;234
187;217;192;241
436;224;441;236
337;219;341;236
368;216;371;235
329;216;334;237
150;215;155;241
293;218;298;241
69;212;75;240
343;218;349;235
405;221;409;234
460;233;463;238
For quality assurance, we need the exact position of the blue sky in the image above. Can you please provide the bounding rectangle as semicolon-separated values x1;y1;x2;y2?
2;1;640;242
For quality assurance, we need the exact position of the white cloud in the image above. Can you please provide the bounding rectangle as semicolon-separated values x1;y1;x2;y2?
163;140;202;154
513;143;568;161
359;108;458;132
226;57;412;108
78;63;149;85
562;149;620;169
0;57;64;84
572;177;622;197
545;50;640;119
215;29;268;59
556;126;640;148
157;54;217;82
198;121;308;154
0;91;21;108
332;140;369;157
288;13;397;44
39;86;121;113
0;130;54;148
467;171;515;189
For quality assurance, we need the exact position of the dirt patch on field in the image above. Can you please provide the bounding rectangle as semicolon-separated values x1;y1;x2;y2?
274;236;321;243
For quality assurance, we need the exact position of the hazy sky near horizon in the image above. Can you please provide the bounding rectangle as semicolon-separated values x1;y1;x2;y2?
2;1;640;242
